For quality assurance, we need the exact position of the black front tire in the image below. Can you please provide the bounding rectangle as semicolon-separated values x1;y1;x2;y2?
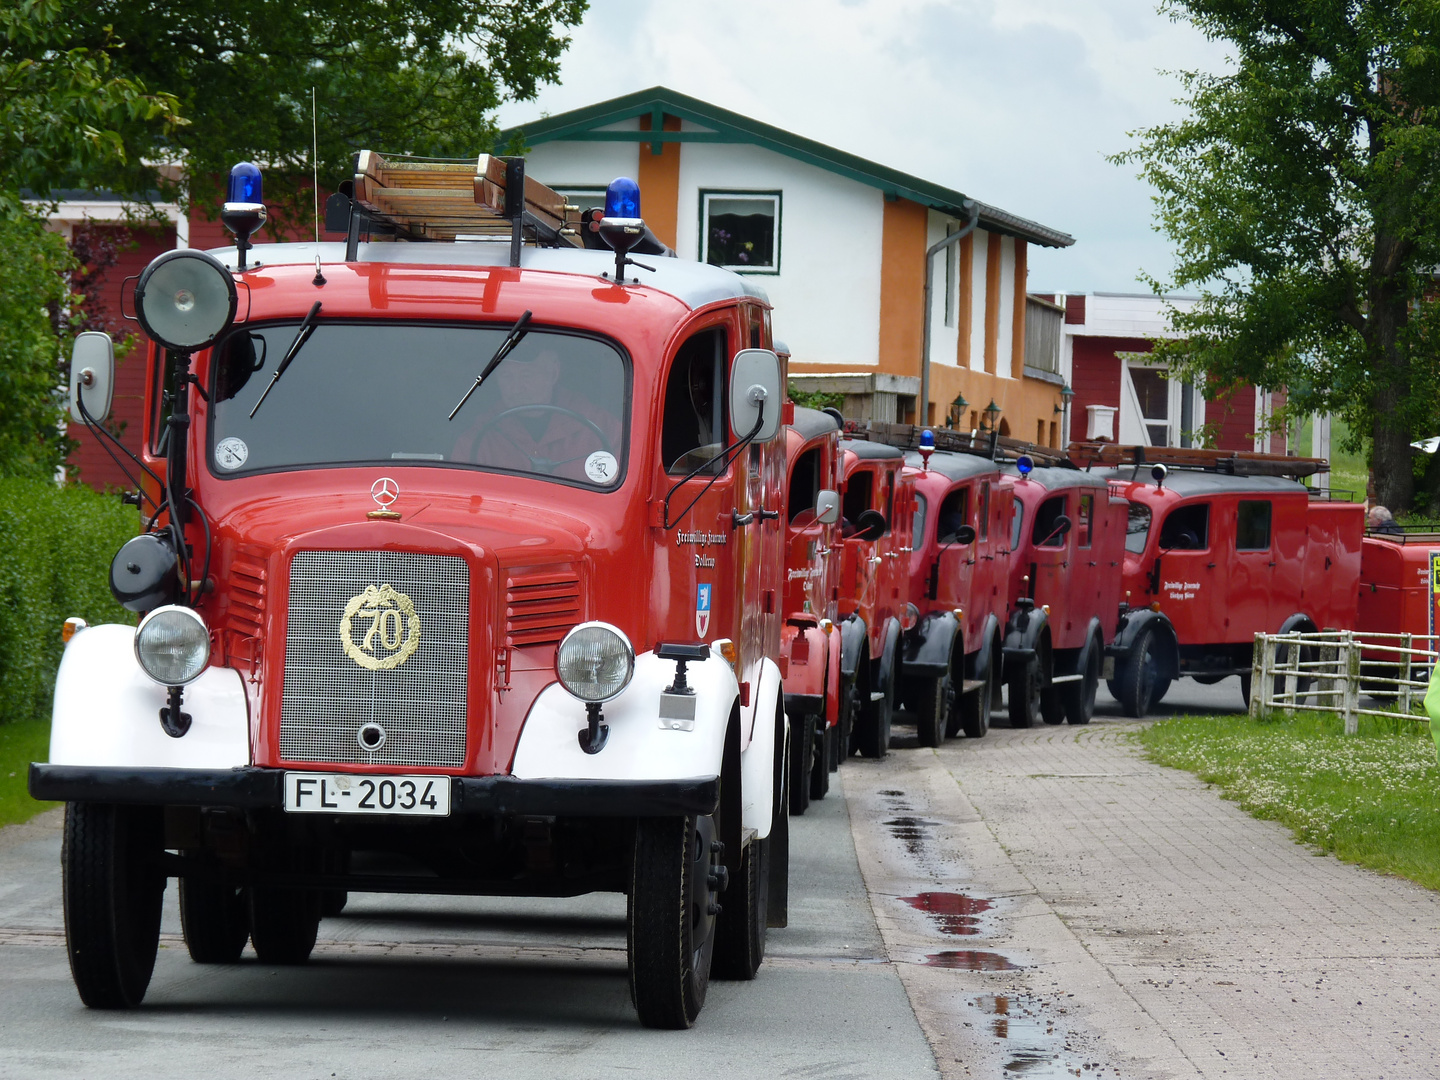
915;674;951;748
839;670;861;761
179;876;250;964
788;713;814;816
1116;626;1159;718
62;802;165;1009
958;643;995;739
809;723;832;800
857;667;893;759
1040;685;1065;725
1062;644;1100;725
249;887;321;965
1008;658;1041;728
628;814;719;1029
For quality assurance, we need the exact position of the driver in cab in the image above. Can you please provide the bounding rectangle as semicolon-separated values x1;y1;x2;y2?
452;345;621;484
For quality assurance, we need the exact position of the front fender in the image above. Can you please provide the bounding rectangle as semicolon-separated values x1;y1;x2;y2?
511;647;738;785
50;624;250;769
1107;609;1179;680
965;613;1002;681
875;617;902;695
740;657;784;840
780;622;827;700
902;610;960;679
839;614;868;679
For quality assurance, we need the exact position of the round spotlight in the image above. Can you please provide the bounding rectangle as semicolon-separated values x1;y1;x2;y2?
556;622;635;703
134;605;211;686
134;249;238;352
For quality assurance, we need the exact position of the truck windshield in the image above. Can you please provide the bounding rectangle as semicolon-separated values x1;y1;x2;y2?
208;322;629;486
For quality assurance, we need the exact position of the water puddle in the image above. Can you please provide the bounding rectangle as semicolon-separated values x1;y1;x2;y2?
885;816;937;857
974;994;1106;1077
901;891;993;936
879;789;906;796
922;950;1019;970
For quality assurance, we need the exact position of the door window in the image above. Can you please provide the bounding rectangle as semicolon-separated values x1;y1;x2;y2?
661;326;728;474
1237;500;1272;551
1011;496;1025;551
843;470;873;534
1032;495;1068;548
1077;493;1094;549
788;446;821;523
1159;503;1209;550
912;493;928;547
1125;503;1152;554
978;481;991;541
936;487;969;544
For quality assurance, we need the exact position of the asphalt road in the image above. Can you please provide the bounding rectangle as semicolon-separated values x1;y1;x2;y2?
0;676;1250;1079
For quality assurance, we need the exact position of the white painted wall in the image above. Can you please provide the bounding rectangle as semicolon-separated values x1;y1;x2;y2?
996;236;1016;378
969;228;988;372
677;142;884;369
926;209;960;375
521;137;641;194
1067;292;1198;338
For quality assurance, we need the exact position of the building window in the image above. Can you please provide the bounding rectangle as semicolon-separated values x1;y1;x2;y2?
1130;365;1171;446
700;191;780;273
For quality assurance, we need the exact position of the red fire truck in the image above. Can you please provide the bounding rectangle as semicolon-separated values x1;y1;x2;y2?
1082;444;1363;713
835;437;915;758
35;155;793;1029
1002;457;1128;727
899;437;1012;744
778;405;844;810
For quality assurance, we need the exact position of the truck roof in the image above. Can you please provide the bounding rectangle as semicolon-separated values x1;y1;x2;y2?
839;438;906;461
1094;467;1309;498
1004;464;1106;493
205;241;771;313
903;449;999;482
791;406;840;443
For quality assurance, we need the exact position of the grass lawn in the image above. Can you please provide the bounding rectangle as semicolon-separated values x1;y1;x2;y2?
0;720;56;829
1136;711;1440;890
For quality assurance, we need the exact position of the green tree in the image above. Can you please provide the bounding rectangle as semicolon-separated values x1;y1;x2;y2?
1116;1;1440;511
62;0;588;218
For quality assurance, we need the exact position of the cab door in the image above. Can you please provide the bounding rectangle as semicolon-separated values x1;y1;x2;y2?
839;462;879;622
1155;498;1221;644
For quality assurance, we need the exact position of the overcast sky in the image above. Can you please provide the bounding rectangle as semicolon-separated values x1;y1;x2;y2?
493;0;1231;295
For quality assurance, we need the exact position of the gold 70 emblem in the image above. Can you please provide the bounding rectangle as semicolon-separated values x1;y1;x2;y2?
339;584;422;670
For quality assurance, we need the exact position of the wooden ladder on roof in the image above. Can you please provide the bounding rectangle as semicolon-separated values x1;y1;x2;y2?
1068;441;1329;478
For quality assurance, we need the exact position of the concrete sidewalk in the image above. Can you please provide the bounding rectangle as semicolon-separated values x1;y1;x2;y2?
846;717;1440;1079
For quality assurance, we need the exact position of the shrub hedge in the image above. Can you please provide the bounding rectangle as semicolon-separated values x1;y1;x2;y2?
0;477;137;726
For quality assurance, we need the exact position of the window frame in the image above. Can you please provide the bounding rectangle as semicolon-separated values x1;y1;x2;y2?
699;189;782;275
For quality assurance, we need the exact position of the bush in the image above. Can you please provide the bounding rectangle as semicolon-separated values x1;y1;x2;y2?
0;477;137;726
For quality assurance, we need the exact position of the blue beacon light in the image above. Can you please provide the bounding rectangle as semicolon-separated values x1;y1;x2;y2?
918;428;935;471
1016;454;1034;477
221;161;267;271
604;177;641;220
227;161;263;205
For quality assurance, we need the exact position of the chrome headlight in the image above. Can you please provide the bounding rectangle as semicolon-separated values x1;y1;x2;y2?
556;622;634;703
134;605;211;686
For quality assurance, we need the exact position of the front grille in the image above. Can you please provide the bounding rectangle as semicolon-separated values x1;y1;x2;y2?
280;550;469;767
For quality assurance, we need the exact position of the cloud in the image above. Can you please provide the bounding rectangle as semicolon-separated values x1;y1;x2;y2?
496;0;1231;292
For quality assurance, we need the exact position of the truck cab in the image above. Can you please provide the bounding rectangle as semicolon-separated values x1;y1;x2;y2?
37;157;790;1029
899;445;1011;745
778;405;844;809
1093;446;1362;713
1002;461;1126;726
835;437;914;758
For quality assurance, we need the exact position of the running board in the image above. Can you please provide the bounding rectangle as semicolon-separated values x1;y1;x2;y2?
959;679;987;695
1049;673;1083;684
870;691;886;702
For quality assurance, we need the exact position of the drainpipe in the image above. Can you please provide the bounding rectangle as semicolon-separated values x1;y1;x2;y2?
921;200;980;426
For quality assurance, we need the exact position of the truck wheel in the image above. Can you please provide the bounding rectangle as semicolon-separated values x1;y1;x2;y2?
809;723;832;801
857;671;893;759
915;673;951;748
62;803;165;1009
179;877;250;964
1008;658;1041;728
788;713;814;816
1062;644;1100;725
628;813;719;1028
712;836;767;980
839;670;861;761
249;887;321;965
958;642;995;739
1116;626;1159;717
1239;673;1251;708
1040;686;1065;725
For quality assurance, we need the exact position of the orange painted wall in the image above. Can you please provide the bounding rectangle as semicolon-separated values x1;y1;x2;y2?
877;197;928;377
638;114;682;249
955;233;973;369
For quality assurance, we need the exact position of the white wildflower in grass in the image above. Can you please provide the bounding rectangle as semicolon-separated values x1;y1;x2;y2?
1135;712;1440;891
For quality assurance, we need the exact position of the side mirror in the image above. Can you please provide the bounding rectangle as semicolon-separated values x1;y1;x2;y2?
853;508;887;542
955;524;977;546
730;348;782;443
1054;515;1073;536
69;332;115;425
816;489;841;526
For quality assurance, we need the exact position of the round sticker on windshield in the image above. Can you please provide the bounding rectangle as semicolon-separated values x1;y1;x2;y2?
215;437;249;471
585;451;618;484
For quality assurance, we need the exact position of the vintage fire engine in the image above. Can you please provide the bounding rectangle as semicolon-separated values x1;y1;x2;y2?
34;155;793;1029
778;405;844;810
1081;443;1363;713
835;435;915;757
1002;456;1128;727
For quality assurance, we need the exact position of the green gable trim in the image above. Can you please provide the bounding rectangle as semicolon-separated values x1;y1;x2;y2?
499;87;1074;249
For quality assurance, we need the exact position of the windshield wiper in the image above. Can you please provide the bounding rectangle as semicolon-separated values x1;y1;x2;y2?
448;310;533;421
249;301;322;418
